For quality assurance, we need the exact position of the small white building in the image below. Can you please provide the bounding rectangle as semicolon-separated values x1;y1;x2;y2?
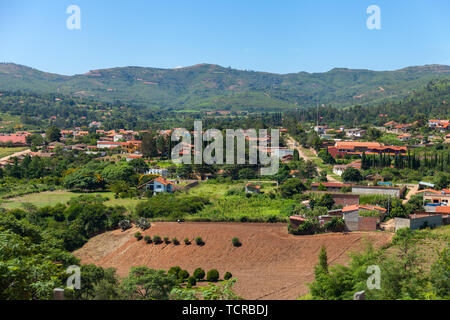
146;168;168;177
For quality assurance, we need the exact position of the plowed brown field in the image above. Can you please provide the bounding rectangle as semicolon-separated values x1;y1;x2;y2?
74;222;393;300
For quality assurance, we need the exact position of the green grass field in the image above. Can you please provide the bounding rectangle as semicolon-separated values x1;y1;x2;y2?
1;190;145;212
0;147;28;158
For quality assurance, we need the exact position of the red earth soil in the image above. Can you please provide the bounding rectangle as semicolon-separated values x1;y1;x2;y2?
74;222;393;300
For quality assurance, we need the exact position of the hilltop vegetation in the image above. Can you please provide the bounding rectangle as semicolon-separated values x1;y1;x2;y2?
1;63;450;111
285;79;450;127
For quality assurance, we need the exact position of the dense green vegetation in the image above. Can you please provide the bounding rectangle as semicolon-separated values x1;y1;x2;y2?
308;227;450;300
2;63;450;111
285;79;450;127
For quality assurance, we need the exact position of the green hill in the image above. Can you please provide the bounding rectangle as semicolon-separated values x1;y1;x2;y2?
1;62;450;111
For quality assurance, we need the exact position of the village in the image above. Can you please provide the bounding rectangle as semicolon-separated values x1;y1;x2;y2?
0;115;448;236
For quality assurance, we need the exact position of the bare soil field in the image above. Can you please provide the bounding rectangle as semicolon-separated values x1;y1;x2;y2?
74;222;393;300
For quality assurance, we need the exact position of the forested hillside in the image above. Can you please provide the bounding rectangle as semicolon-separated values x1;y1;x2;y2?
1;63;450;111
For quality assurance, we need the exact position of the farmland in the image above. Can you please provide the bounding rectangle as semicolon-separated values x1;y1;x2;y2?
74;222;393;300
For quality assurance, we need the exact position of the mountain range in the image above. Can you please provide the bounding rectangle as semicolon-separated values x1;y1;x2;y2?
1;63;450;111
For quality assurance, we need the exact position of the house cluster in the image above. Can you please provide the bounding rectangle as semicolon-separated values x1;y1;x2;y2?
291;181;449;233
290;188;388;232
428;119;450;132
94;129;142;153
327;141;408;159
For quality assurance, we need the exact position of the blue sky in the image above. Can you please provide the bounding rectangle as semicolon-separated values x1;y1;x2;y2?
1;0;449;75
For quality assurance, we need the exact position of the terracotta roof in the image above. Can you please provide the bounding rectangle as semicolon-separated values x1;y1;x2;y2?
154;177;174;186
436;206;450;213
0;135;27;144
311;182;351;188
335;141;382;149
416;189;444;195
359;205;387;213
342;205;359;213
290;216;307;222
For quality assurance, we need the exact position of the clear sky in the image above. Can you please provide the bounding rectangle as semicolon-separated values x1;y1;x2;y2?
1;0;449;75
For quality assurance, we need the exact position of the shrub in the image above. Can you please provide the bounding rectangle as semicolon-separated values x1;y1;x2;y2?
232;238;242;247
164;237;170;244
178;270;190;281
172;238;180;245
324;217;346;233
168;266;182;277
187;276;197;287
135;217;151;231
206;269;220;282
193;268;205;281
118;219;132;232
144;235;152;244
184;238;191;245
195;237;204;246
153;235;162;244
134;232;143;241
224;272;233;280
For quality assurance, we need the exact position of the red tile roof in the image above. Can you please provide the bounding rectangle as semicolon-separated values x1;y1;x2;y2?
154;177;173;186
0;135;27;144
436;206;450;214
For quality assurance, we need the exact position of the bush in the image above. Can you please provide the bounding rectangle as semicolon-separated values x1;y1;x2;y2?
135;217;151;231
164;237;170;244
193;268;205;281
178;270;190;281
184;238;191;245
168;266;182;277
187;276;197;287
172;238;180;245
195;237;204;246
324;217;346;233
232;238;241;247
144;235;152;244
134;232;143;241
224;272;233;280
153;235;162;244
206;269;220;282
118;219;132;232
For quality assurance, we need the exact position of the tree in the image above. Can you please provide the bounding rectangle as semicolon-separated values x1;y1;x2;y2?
224;272;233;280
46;126;61;142
316;194;335;210
280;178;306;197
129;158;149;174
366;127;382;140
176;164;193;179
63;168;106;191
141;133;158;158
193;268;205;281
433;173;449;190
238;168;256;180
341;167;362;182
315;245;329;276
102;163;136;184
206;269;220;282
430;248;450;298
120;267;179;300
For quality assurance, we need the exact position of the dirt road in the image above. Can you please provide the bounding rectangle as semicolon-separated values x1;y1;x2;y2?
0;149;31;163
286;135;339;183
